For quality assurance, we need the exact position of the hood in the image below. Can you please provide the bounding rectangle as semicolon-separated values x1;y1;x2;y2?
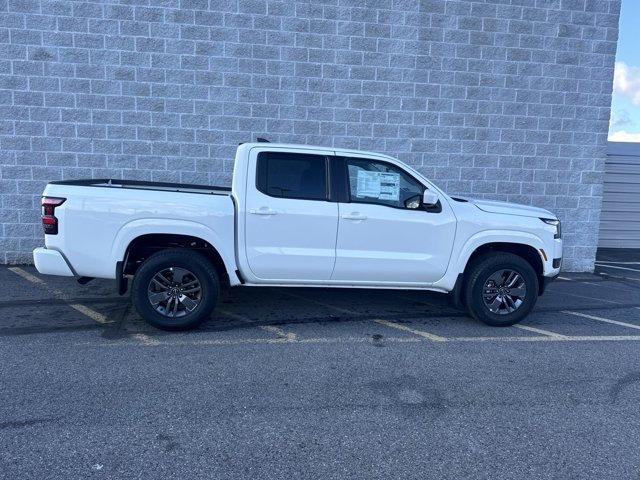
455;197;556;219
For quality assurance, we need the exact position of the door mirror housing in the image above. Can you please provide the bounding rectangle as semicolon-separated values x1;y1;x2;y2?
422;190;439;207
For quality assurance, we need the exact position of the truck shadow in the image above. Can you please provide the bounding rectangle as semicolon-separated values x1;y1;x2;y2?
198;286;466;333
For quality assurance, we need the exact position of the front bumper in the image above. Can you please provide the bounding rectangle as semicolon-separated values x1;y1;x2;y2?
33;247;74;277
543;238;563;277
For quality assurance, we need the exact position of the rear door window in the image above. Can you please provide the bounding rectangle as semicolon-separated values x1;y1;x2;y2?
256;152;328;201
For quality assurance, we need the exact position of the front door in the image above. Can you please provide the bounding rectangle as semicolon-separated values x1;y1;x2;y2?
244;148;338;281
332;155;457;284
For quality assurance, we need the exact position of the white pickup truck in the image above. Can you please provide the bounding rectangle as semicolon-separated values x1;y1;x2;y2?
34;141;562;330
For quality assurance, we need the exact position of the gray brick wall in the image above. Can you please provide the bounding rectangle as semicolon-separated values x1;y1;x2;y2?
0;0;620;271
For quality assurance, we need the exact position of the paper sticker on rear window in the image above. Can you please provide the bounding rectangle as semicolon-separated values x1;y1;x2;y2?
356;170;400;201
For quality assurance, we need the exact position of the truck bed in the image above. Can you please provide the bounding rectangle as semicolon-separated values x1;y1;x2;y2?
49;179;231;196
42;178;236;279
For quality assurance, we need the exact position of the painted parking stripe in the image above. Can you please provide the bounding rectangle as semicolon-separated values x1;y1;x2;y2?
74;333;640;349
8;267;110;325
77;335;423;348
600;274;640;283
9;266;45;285
514;324;567;338
555;289;640;311
219;309;297;341
595;263;640;273
373;319;446;341
556;276;604;287
130;332;160;345
556;290;622;305
562;310;640;332
450;334;640;343
281;290;447;340
68;303;109;325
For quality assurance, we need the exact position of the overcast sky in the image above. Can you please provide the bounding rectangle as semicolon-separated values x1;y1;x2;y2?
609;0;640;141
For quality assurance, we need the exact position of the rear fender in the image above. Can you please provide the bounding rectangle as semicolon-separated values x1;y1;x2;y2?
110;219;238;283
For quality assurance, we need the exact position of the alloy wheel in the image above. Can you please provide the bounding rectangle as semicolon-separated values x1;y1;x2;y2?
147;267;202;318
482;269;527;315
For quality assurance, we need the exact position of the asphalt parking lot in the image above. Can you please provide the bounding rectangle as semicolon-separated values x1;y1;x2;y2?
1;259;640;479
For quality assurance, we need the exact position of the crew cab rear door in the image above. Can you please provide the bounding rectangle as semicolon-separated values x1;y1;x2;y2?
331;154;456;284
243;147;338;281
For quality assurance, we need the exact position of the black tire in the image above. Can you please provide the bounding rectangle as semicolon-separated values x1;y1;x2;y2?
463;253;539;327
131;248;219;331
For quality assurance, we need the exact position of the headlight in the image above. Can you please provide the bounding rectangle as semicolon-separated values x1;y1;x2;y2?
540;218;561;239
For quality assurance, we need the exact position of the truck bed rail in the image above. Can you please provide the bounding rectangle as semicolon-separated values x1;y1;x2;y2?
48;179;231;196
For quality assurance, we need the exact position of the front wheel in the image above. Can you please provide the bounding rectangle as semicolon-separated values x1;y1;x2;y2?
463;253;539;327
131;249;219;331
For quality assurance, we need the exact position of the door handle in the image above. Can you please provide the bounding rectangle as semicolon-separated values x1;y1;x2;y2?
342;213;367;221
249;208;277;216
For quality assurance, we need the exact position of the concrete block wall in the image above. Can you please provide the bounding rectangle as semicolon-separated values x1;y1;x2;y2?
0;0;620;270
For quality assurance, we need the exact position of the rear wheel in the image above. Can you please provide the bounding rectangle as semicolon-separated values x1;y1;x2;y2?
463;253;538;327
131;249;219;331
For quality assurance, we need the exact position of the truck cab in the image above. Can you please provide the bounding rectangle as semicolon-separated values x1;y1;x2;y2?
235;143;458;286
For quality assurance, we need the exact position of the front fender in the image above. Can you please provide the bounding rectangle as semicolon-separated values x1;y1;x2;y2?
110;219;237;279
455;230;546;275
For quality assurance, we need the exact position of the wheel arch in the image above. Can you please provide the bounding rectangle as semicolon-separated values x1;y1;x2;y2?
122;233;231;291
462;242;545;296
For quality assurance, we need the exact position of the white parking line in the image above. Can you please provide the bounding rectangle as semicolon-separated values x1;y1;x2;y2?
219;309;297;341
601;275;640;284
557;290;621;305
602;274;640;283
373;319;446;341
557;274;640;291
130;333;160;345
595;263;640;273
74;333;640;349
8;267;110;324
514;324;567;338
562;310;640;332
555;289;640;311
450;334;640;343
556;276;603;287
68;303;109;325
76;335;423;348
8;266;45;285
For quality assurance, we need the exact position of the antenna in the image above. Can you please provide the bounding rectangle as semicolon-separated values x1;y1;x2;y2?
256;137;270;143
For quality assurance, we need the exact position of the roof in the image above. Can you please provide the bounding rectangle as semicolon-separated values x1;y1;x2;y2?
237;142;396;161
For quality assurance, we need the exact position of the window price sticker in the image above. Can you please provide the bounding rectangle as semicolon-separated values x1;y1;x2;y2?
356;170;400;201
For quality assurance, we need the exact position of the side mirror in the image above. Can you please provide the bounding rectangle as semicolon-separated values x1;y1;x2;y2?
422;190;439;207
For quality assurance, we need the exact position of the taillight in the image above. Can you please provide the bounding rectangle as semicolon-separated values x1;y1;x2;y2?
41;197;65;235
